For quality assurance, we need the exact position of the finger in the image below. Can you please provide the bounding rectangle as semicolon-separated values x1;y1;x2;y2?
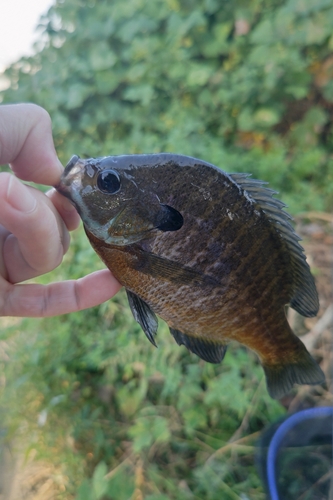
47;188;81;231
0;173;69;283
0;103;63;186
1;270;122;317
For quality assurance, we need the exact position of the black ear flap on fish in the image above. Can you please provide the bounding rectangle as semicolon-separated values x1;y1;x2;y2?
155;204;184;232
170;328;228;363
103;202;183;242
126;290;158;347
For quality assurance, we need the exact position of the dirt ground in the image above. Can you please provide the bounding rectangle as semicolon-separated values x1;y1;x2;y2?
290;212;333;409
0;212;332;500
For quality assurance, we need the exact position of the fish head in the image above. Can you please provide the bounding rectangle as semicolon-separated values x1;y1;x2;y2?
56;155;183;245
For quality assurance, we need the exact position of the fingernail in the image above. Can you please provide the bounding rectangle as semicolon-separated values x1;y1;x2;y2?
8;176;37;213
53;159;65;181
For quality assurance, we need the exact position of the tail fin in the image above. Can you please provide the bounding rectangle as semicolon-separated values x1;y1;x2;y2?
263;349;325;399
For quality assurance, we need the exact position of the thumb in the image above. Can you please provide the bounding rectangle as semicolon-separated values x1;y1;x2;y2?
0;103;63;186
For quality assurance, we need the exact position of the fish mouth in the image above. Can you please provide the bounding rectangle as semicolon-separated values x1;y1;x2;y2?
55;155;81;198
63;155;80;176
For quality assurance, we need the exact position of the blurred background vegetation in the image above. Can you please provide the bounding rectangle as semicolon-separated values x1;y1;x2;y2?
0;0;332;499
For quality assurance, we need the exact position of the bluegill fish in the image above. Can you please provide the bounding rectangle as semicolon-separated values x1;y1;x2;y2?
56;153;325;399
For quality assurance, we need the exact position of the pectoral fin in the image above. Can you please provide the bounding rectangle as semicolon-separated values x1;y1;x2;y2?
170;328;227;363
126;290;158;347
133;248;219;287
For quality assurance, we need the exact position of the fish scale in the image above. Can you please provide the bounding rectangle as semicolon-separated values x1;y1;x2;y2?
56;153;325;399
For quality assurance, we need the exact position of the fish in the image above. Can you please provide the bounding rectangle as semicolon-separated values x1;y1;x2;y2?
56;153;325;399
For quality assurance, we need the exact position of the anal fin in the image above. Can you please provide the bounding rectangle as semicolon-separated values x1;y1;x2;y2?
126;290;158;347
170;328;227;364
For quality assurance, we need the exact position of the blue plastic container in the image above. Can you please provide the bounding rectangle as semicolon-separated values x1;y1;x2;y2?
258;407;333;500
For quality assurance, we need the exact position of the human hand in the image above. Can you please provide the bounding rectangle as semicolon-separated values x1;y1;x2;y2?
0;103;121;317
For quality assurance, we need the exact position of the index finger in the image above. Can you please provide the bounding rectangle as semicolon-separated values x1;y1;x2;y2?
1;270;122;317
0;103;63;186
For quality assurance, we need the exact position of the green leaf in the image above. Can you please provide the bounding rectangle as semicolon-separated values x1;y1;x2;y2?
106;467;135;499
146;495;170;500
123;84;155;105
76;479;93;500
186;63;213;87
89;43;117;71
285;85;309;99
66;83;92;109
238;107;255;131
92;461;109;500
182;407;207;435
116;378;148;417
128;415;170;453
254;108;281;127
95;71;119;95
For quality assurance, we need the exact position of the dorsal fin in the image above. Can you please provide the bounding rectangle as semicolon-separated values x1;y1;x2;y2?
229;174;319;317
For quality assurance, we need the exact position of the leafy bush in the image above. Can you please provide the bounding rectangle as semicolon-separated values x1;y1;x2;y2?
2;0;333;212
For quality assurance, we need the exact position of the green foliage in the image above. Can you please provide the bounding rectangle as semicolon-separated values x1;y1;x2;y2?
1;228;284;499
0;0;330;498
1;0;333;212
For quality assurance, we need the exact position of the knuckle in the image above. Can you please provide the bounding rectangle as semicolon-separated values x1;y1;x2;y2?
24;103;51;124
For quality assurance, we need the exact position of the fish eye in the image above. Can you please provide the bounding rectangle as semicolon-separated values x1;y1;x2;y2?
97;170;121;194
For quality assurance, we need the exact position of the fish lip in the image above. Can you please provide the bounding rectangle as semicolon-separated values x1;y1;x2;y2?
54;181;71;198
63;155;80;176
54;155;81;197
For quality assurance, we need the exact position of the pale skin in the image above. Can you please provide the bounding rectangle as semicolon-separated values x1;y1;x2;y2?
0;103;122;317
